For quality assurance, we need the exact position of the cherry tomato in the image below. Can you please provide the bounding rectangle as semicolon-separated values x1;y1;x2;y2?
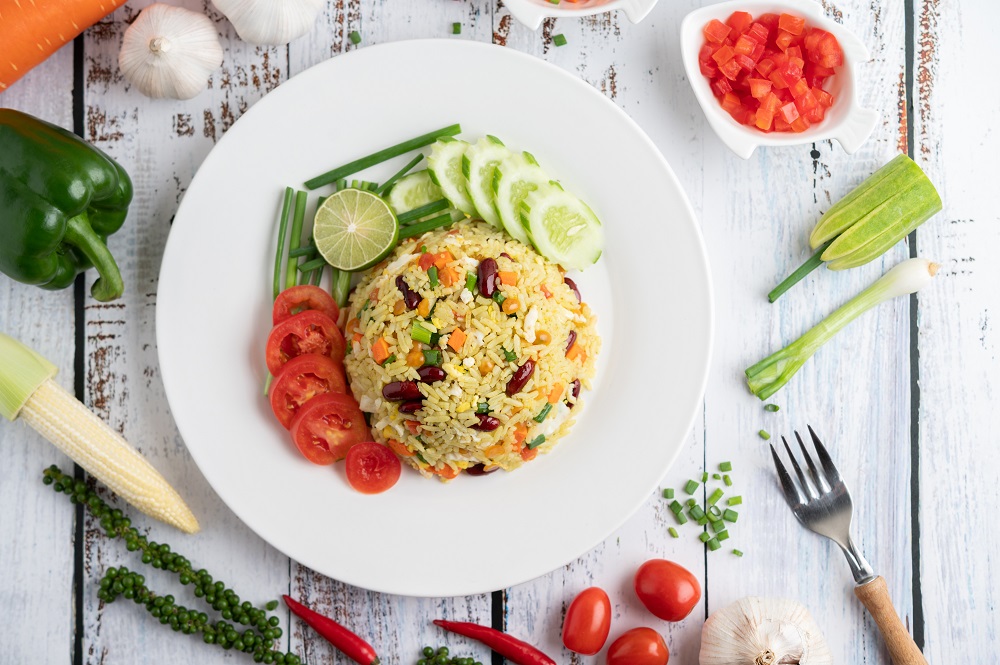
289;393;368;465
269;354;348;429
345;442;401;494
606;627;668;665
633;559;701;622
562;587;611;655
265;310;345;375
273;285;340;325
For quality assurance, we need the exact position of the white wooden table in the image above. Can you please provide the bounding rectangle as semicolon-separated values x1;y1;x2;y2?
1;1;995;663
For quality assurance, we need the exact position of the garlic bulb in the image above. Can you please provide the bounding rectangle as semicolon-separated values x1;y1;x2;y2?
119;4;223;100
700;597;834;665
212;0;324;46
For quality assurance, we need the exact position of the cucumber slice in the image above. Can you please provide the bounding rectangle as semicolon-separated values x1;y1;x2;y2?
493;151;549;245
462;136;511;228
427;138;476;216
386;170;444;215
520;183;603;271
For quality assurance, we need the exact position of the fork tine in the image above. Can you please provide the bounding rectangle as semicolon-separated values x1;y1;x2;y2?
785;435;818;499
808;425;843;485
770;443;807;506
795;430;830;493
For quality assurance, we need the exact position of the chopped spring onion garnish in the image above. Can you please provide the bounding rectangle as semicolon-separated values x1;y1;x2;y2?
702;472;709;482
272;187;294;300
411;322;434;345
699;532;711;543
477;402;489;414
674;512;688;525
380;354;396;366
357;299;370;320
553;34;567;47
428;266;439;288
684;480;699;495
396;199;450;225
375;154;424;197
669;500;683;515
689;505;706;520
526;434;546;449
534;403;553;423
723;474;733;487
711;519;727;533
707;506;723;521
452;22;461;34
764;404;780;412
759;430;771;440
349;30;361;45
719;461;733;472
717;530;730;541
697;516;709;526
663;488;674;499
723;509;739;523
727;496;743;506
465;273;477;292
707;538;721;552
398;212;456;239
503;349;517;362
335;178;348;190
707;488;724;506
712;473;721;480
493;291;506;305
668;527;679;538
686;498;697;507
422;349;443;366
747;258;940;399
732;549;744;557
305;125;462;190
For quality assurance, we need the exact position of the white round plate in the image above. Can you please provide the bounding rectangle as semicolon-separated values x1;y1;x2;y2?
157;40;713;597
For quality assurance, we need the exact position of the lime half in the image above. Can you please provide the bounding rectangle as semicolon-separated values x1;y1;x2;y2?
313;189;399;271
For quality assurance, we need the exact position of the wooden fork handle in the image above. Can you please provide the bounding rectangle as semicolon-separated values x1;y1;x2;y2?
854;576;928;665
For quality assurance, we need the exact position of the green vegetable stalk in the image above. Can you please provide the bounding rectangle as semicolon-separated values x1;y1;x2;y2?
769;154;941;302
0;109;132;301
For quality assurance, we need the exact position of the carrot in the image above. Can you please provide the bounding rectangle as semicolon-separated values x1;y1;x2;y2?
566;340;585;362
439;266;459;287
352;332;363;344
404;420;420;435
513;423;528;445
448;327;467;352
433;251;454;270
371;337;390;363
484;444;505;458
547;383;564;404
432;465;458;480
520;447;538;461
498;271;518;286
388;439;414;457
540;284;553;298
346;318;361;336
0;0;128;91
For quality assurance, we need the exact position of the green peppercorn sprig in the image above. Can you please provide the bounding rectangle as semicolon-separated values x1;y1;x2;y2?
417;645;482;665
43;465;299;664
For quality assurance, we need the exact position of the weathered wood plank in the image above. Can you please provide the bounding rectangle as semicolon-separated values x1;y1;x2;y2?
0;42;78;665
912;0;1000;660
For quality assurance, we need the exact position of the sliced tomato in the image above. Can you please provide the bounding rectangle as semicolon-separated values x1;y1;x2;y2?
273;285;340;326
345;442;401;494
289;392;368;464
265;310;345;375
269;354;348;429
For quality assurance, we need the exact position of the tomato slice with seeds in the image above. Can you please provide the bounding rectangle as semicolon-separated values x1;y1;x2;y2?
289;393;368;465
269;354;348;429
265;310;345;375
273;285;340;325
345;442;401;494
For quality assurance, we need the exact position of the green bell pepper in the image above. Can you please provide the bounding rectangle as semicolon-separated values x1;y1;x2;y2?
0;109;132;302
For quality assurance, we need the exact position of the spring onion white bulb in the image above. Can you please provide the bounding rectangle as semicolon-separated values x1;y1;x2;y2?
118;4;223;100
747;258;939;399
212;0;324;46
700;597;833;665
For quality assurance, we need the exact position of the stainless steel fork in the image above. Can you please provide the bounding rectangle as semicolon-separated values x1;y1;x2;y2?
770;426;928;665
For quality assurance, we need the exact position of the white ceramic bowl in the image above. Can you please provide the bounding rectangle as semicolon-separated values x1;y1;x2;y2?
680;0;879;159
505;0;659;31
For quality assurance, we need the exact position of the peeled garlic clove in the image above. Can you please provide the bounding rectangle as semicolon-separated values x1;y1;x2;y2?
118;4;223;100
212;0;324;46
700;597;834;665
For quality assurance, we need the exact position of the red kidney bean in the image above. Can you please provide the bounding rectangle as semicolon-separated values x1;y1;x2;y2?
395;276;420;310
399;400;423;414
565;330;577;354
478;258;499;298
500;252;513;261
472;414;501;431
382;380;422;401
417;366;446;383
564;277;581;303
568;379;581;408
466;463;498;476
506;359;535;396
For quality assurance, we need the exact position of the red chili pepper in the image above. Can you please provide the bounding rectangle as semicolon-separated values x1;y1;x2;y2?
433;619;555;665
283;595;380;665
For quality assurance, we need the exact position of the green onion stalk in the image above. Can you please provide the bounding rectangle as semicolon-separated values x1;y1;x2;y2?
747;258;939;400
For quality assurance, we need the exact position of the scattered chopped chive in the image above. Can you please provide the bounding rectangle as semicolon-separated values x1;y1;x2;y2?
764;404;780;412
297;257;327;273
272;187;294;300
398;212;455;239
684;480;699;494
503;348;517;362
375;154;424;196
723;474;733;487
668;500;683;515
534;403;553;423
421;245;428;253
759;429;771;440
349;30;361;45
526;434;546;449
422;349;443;366
732;549;744;557
553;33;567;47
668;527;679;538
492;290;506;305
697;516;709;526
452;22;461;34
707;488;724;506
397;199;450;225
428;266;439;288
380;354;396;366
266;600;279;611
719;461;733;472
476;402;489;414
429;332;441;347
698;532;711;543
711;519;727;533
415;451;428;464
712;473;721;480
707;505;723;521
357;298;370;320
727;496;743;506
465;272;477;291
701;472;709;482
689;505;705;520
663;488;674;500
717;530;730;541
686;498;697;507
674;511;688;525
306;125;461;190
707;538;722;552
723;509;739;523
411;322;434;345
